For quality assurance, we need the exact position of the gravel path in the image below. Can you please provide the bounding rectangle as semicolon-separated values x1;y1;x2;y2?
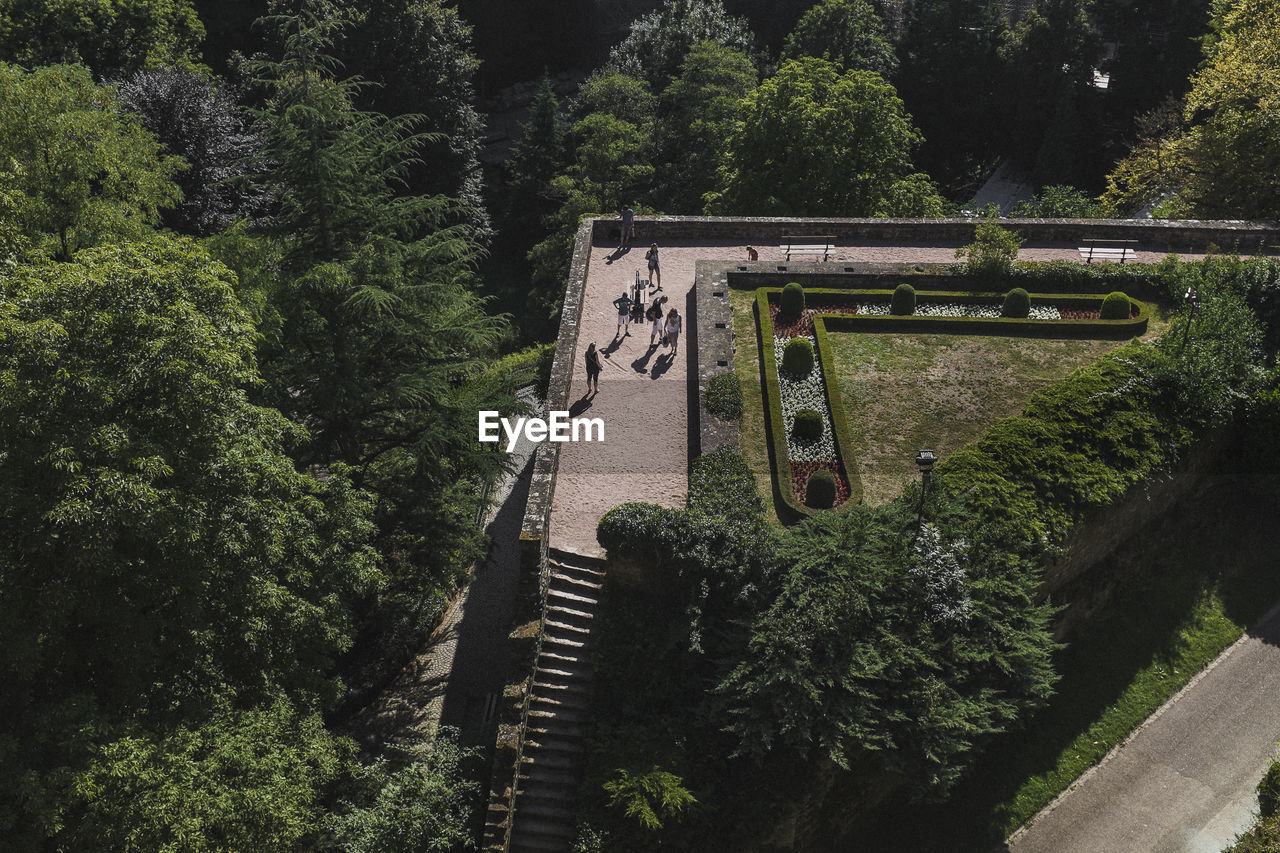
1007;600;1280;853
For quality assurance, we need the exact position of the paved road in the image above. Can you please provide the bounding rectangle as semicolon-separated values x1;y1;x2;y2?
1007;602;1280;853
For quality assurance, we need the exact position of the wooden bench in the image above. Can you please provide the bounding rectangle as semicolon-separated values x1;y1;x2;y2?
781;234;835;261
1079;239;1139;264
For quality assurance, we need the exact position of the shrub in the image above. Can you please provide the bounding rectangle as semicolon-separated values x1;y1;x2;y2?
782;337;814;375
805;469;836;508
1100;291;1132;319
689;447;763;518
955;219;1023;277
792;408;823;440
705;373;742;421
1002;287;1031;318
891;283;916;316
780;282;805;316
1259;759;1280;818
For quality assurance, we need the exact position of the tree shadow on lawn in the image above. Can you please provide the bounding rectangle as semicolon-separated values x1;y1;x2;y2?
850;475;1280;853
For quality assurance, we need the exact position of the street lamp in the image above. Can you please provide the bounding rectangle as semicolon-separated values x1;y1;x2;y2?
1181;287;1200;355
915;449;937;530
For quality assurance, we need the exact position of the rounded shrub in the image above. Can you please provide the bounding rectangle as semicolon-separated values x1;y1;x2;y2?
782;337;814;375
780;282;805;316
792;408;823;440
891;283;916;316
1100;291;1132;320
805;469;837;509
1002;287;1031;318
705;373;742;421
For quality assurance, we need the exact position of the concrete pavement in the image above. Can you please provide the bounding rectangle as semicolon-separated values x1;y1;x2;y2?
1007;602;1280;853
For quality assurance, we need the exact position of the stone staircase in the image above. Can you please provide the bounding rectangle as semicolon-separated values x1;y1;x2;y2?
508;551;606;853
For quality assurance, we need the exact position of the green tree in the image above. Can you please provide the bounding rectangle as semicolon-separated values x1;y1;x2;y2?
1011;185;1101;218
504;74;565;231
245;2;513;671
0;63;180;260
0;0;203;77
0;239;382;843
606;0;756;91
705;58;926;216
570;70;657;130
655;41;757;213
955;218;1023;276
781;0;897;76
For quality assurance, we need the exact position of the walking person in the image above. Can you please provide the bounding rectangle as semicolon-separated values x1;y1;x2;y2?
612;291;631;337
645;242;661;290
584;342;602;394
619;204;635;247
647;295;668;345
665;307;682;356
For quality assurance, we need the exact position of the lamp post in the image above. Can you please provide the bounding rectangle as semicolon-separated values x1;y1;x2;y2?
1181;287;1200;355
915;449;937;531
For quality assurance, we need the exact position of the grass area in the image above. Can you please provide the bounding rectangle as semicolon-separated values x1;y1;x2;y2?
852;476;1280;851
730;288;782;526
827;332;1128;505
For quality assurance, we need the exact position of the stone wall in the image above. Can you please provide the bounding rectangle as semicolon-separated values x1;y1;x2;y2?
693;261;740;455
596;215;1280;255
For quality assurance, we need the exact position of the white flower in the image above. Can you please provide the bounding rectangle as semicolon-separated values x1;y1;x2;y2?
774;335;837;462
853;302;1063;320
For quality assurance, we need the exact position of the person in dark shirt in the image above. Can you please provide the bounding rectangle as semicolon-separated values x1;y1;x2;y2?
584;342;602;394
612;291;631;338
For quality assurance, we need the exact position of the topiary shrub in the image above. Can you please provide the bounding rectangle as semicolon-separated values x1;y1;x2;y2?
1002;287;1031;318
780;282;805;316
1260;760;1280;817
792;408;823;440
782;337;814;375
891;283;916;316
1100;291;1132;320
689;446;763;518
805;469;836;508
705;373;742;421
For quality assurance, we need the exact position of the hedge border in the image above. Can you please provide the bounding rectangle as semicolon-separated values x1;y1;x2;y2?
754;287;1153;520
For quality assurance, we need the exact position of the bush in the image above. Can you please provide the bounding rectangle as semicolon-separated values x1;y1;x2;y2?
891;283;916;316
792;408;823;440
1259;759;1280;818
805;469;836;508
780;282;805;316
1002;288;1031;318
1100;291;1132;319
689;447;763;518
705;373;742;421
782;337;814;375
955;220;1023;277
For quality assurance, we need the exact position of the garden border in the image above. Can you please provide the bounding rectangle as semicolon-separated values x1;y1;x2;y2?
754;285;1153;520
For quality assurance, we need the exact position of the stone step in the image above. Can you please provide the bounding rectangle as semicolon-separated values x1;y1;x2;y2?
509;828;572;853
548;573;603;596
520;764;580;788
533;675;591;696
547;548;607;572
528;703;587;723
546;602;595;623
544;618;592;637
525;733;586;755
531;663;590;682
541;632;591;652
531;690;588;713
522;749;579;771
527;717;586;738
537;647;591;668
549;561;606;583
542;584;596;604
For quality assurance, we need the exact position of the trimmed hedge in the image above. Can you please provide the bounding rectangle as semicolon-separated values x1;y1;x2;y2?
782;337;814;375
793;408;823;440
1003;288;1031;318
805;469;836;508
892;283;916;315
1100;291;1132;320
705;372;743;421
781;282;805;316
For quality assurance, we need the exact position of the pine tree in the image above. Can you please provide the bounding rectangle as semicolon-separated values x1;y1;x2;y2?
503;74;565;234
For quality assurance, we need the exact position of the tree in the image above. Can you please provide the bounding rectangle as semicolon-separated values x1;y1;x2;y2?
781;0;897;76
116;66;264;235
340;0;490;236
245;2;513;672
895;0;1007;192
1011;185;1101;218
606;0;756;91
504;74;565;229
705;58;926;217
0;63;180;260
0;0;203;78
655;41;757;213
0;239;382;843
955;218;1023;275
570;70;657;130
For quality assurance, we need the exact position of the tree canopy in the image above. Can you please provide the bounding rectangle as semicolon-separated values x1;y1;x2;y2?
606;0;756;91
781;0;897;77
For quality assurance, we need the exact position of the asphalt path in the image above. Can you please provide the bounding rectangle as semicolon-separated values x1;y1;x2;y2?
1007;601;1280;853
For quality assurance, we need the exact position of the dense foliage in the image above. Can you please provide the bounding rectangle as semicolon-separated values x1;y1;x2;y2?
793;408;824;440
782;336;815;374
955;220;1023;278
704;372;743;421
1002;287;1031;318
780;281;805;315
804;468;836;506
781;0;897;76
1100;290;1132;319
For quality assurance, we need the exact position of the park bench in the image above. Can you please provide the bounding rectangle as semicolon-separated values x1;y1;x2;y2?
1079;238;1139;264
781;234;835;261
